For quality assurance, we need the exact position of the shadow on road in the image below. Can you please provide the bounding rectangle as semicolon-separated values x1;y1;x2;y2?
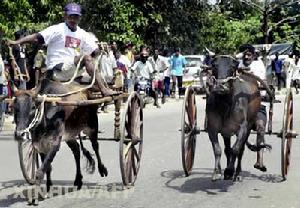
161;169;233;195
0;180;133;206
161;168;284;194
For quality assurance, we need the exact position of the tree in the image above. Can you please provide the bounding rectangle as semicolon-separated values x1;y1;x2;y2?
239;0;300;44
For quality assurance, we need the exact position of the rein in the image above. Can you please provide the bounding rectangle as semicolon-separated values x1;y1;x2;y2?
44;52;103;98
17;53;105;139
18;94;47;141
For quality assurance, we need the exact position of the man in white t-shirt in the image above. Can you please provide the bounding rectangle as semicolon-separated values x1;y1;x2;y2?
131;49;160;107
290;51;300;93
8;3;116;96
238;45;269;172
99;42;117;84
148;49;170;104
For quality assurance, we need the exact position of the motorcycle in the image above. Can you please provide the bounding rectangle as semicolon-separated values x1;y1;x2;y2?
134;76;159;108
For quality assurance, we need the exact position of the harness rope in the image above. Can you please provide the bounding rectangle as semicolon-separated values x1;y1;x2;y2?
18;52;105;139
19;94;47;140
62;55;85;85
46;53;102;97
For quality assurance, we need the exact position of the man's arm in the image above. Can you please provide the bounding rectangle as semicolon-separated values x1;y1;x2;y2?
8;33;41;46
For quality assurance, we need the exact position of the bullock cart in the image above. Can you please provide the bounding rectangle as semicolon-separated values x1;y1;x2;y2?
181;80;297;180
15;91;143;187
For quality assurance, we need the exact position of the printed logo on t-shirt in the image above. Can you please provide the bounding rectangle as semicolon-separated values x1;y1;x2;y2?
65;36;81;52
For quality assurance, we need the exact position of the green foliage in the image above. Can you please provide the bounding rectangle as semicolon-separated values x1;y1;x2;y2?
0;0;299;54
199;12;262;53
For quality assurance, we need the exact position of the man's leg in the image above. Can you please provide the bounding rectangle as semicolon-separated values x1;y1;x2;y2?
254;106;267;172
150;87;160;108
164;77;170;97
79;55;118;96
171;75;177;97
281;73;286;89
177;76;183;96
276;73;281;91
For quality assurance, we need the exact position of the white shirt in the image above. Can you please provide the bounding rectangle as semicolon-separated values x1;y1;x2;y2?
148;55;170;79
239;59;267;99
118;55;131;77
238;59;266;80
131;61;154;80
39;23;98;70
99;51;117;83
291;59;300;80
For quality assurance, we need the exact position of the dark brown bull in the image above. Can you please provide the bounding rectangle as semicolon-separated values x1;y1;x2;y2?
13;79;107;192
206;55;263;181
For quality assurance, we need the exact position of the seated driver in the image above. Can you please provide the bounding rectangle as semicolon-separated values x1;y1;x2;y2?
8;3;117;96
238;44;269;172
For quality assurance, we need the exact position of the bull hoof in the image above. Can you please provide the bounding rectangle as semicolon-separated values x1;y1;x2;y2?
99;165;108;177
74;174;83;190
212;173;222;181
46;181;53;193
254;163;267;172
224;168;234;180
233;175;243;182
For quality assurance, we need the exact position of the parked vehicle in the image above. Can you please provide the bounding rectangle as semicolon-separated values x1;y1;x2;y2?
183;55;206;94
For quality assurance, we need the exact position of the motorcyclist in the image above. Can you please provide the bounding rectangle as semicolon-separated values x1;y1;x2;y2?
131;49;160;108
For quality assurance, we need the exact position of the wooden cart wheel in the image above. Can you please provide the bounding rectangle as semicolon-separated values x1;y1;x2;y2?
120;92;143;186
18;139;40;185
181;86;197;176
281;89;293;180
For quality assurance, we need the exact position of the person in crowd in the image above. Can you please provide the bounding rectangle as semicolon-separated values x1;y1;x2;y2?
125;42;135;66
283;53;294;89
33;48;47;88
148;48;170;104
272;52;285;91
99;41;118;112
291;51;300;94
10;30;29;90
131;48;160;107
169;47;187;97
162;49;171;101
116;45;131;93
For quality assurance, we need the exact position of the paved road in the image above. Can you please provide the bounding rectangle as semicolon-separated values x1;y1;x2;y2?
0;93;299;208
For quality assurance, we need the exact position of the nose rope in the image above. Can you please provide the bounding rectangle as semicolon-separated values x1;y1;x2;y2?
18;94;47;141
213;75;244;85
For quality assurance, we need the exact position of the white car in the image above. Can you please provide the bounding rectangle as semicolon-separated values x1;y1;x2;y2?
183;55;206;93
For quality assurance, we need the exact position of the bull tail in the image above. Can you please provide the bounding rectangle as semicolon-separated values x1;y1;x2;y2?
79;134;96;174
246;141;272;152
